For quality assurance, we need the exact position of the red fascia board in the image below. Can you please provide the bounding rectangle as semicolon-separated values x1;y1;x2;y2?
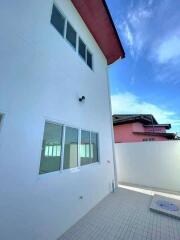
133;131;176;139
144;124;171;130
71;0;125;65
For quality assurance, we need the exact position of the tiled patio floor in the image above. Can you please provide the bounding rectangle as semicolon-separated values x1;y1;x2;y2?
58;188;180;240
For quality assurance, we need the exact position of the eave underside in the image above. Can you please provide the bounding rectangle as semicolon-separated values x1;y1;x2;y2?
71;0;125;64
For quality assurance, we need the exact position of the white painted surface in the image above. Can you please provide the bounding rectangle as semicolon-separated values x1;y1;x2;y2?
0;1;115;239
115;141;180;193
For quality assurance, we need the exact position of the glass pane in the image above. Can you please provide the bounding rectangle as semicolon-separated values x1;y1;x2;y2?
49;146;53;156
81;130;91;166
53;146;57;157
0;113;3;125
87;50;93;69
51;5;65;37
64;127;78;169
39;122;63;174
78;38;86;60
80;144;86;158
91;132;99;163
66;22;77;49
57;145;61;156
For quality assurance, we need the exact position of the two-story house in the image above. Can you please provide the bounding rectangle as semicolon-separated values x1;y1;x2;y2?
0;1;124;239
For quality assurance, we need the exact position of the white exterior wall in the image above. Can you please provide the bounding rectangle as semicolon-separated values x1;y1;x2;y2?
0;1;115;239
115;141;180;193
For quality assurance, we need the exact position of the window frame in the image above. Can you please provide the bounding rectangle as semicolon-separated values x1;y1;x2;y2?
80;129;91;166
65;21;77;51
39;121;64;174
90;131;100;164
78;37;86;62
63;125;79;170
80;129;100;167
86;48;93;70
50;4;94;71
39;120;100;175
50;3;66;38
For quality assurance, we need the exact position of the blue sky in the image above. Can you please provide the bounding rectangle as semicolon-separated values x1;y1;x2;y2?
106;0;180;134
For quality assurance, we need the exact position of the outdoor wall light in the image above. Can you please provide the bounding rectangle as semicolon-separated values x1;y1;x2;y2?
79;96;85;102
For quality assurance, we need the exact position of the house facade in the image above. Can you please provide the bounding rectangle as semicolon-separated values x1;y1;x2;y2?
0;1;124;239
113;114;176;143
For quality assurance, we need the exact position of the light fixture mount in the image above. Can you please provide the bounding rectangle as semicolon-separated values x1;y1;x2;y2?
79;96;85;102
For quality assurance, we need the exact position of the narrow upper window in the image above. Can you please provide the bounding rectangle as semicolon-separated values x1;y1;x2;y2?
63;127;78;169
39;122;63;174
87;49;93;69
66;22;77;49
50;5;93;70
78;37;86;61
51;4;65;37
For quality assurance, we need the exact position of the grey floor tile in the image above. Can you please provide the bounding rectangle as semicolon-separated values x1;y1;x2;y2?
58;188;180;240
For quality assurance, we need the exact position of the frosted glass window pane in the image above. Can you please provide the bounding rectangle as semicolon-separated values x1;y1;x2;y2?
39;122;63;174
80;145;86;158
53;146;57;156
57;145;61;157
49;146;53;156
91;132;99;163
63;127;78;169
81;130;91;166
85;144;90;157
45;146;49;156
91;144;93;158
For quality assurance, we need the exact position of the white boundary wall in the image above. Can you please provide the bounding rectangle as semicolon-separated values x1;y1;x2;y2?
115;141;180;193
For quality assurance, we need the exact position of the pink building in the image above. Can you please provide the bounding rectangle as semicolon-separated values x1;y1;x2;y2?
113;114;176;143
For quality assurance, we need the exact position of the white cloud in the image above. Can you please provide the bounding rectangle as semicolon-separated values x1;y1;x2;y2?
150;31;180;83
111;92;180;132
118;6;152;57
128;8;152;24
124;22;133;47
155;34;180;64
127;8;152;53
120;21;134;55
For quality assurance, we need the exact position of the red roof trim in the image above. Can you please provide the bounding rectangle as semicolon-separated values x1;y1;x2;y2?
144;124;171;130
133;131;176;139
71;0;125;64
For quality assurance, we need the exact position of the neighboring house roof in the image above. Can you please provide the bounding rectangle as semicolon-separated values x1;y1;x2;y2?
113;114;176;140
71;0;125;64
113;114;158;126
